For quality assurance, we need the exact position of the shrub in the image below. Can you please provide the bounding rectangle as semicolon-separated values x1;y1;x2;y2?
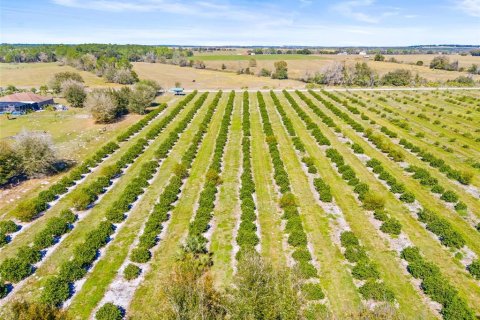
14;198;47;222
441;296;475;320
454;202;467;212
380;218;402;235
399;192;415;203
130;247;151;263
359;280;395;302
279;193;296;208
96;303;123;320
302;283;325;300
362;192;385;210
18;246;41;264
59;260;87;282
0;220;19;234
467;260;480;279
352;261;380;280
41;277;70;306
340;231;359;247
124;264;141;280
440;190;458;203
0;281;7;299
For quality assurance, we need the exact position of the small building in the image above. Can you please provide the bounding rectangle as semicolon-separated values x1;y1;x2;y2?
170;87;185;95
0;92;54;114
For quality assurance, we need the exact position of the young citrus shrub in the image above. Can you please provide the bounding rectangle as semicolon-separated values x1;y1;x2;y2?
41;277;70;306
362;192;385;211
124;264;141;280
96;303;123;320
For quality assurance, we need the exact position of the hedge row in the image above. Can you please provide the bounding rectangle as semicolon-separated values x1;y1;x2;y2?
257;92;324;300
130;92;222;265
417;209;465;249
399;139;473;185
116;102;168;142
12;141;120;222
71;138;148;211
335;91;473;187
400;247;475;320
189;91;235;240
283;91;330;146
366;158;414;203
41;159;160;305
154;92;208;159
340;231;395;302
405;165;465;211
0;209;76;289
145;91;198;140
309;90;364;133
236;92;260;255
364;130;405;162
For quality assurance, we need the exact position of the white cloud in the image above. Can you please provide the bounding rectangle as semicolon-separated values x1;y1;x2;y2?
332;0;379;23
456;0;480;16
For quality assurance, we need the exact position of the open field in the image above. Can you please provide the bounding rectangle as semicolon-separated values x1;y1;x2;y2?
0;63;121;88
0;88;479;319
193;54;480;82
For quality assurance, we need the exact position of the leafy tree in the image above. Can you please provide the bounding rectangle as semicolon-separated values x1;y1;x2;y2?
272;61;288;79
49;72;84;94
14;131;58;178
61;79;86;108
5;300;70;320
41;277;70;306
128;82;157;114
87;89;119;123
374;53;385;61
0;257;33;283
381;69;413;86
124;264;141;280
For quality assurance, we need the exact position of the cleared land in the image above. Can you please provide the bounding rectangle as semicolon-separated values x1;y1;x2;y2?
0;89;479;319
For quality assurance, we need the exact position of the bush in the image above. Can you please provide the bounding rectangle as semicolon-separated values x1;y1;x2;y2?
440;190;458;203
340;231;359;247
279;193;296;208
124;264;141;280
0;281;7;299
0;258;33;283
302;283;325;300
41;277;70;306
467;260;480;279
18;246;41;264
359;280;395;302
362;192;385;210
352;261;380;280
399;192;415;203
130;247;151;263
0;220;19;234
96;303;123;320
14;198;47;222
59;260;87;282
380;218;402;235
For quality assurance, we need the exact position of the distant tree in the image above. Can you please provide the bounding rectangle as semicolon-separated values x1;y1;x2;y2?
61;79;86;108
320;62;345;85
79;53;97;71
249;58;257;67
272;61;288;79
221;63;227;70
470;49;480;56
430;55;458;70
39;85;49;94
258;68;271;77
111;86;132;115
351;62;377;86
14;131;58;178
416;60;424;66
86;89;119;123
381;69;413;86
193;60;206;69
175;82;182;88
113;68;138;84
49;72;84;94
374;54;385;61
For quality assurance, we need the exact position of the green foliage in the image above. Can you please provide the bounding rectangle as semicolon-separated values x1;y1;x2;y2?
362;192;385;210
302;283;325;300
124;264;141;280
0;258;33;283
96;303;123;320
381;69;413;86
41;277;70;306
359;280;395;302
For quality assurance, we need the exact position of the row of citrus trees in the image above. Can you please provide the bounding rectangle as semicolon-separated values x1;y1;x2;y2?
283;90;476;319
0;92;198;301
281;90;397;305
257;92;325;305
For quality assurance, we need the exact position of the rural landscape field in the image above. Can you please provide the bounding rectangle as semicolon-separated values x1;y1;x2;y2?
1;0;480;319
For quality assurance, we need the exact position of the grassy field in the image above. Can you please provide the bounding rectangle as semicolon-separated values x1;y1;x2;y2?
0;63;120;88
1;88;479;319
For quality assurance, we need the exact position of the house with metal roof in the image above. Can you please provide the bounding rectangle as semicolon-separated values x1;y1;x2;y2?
0;92;54;114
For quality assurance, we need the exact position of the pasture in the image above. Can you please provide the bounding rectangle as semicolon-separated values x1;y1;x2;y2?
0;88;479;319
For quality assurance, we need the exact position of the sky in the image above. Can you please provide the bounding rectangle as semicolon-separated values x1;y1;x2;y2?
1;0;479;46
